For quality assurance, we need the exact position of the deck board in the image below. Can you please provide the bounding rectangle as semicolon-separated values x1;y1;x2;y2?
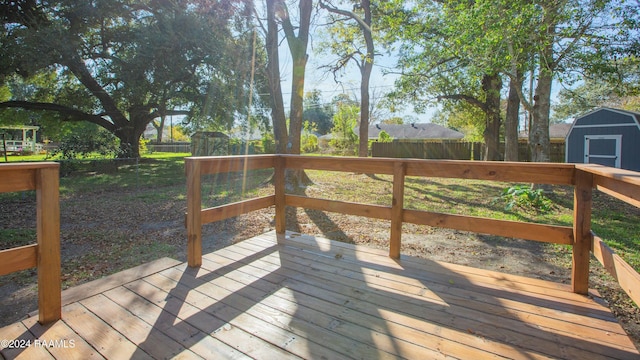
1;231;639;359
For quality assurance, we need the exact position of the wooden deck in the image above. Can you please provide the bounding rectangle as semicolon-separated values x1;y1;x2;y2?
1;231;639;360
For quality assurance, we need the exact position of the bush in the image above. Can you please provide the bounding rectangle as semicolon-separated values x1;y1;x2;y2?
301;121;319;153
377;130;393;143
495;185;554;213
329;104;359;155
51;128;121;160
261;133;275;154
139;137;150;155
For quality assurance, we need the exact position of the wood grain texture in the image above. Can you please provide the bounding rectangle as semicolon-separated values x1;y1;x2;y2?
283;155;395;174
403;209;573;245
578;164;640;207
0;169;35;192
592;235;640;307
59;257;181;306
285;195;391;219
188;155;275;175
3;232;638;360
36;166;61;324
389;161;406;259
572;169;593;295
282;155;576;184
201;195;275;224
239;235;635;359
405;160;576;184
274;156;286;236
185;159;202;267
0;244;37;276
0;162;58;193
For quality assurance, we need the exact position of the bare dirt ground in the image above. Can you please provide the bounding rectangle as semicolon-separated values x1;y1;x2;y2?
1;181;639;349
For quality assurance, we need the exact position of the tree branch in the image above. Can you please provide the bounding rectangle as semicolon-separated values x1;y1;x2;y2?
62;52;128;127
253;7;267;37
554;19;593;67
437;94;488;112
319;0;372;33
0;101;116;131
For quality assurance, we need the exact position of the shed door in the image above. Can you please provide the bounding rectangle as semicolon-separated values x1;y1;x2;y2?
584;135;622;168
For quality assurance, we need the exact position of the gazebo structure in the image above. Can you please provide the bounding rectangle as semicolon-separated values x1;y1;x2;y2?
0;125;40;153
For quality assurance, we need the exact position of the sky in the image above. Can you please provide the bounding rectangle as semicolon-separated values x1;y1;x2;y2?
274;12;437;124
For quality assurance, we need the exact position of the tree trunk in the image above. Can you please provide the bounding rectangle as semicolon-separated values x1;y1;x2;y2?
282;0;312;158
359;65;371;157
116;107;153;158
154;115;166;143
358;0;373;158
504;74;521;161
530;77;552;162
530;48;553;162
288;46;307;156
482;74;502;161
529;2;558;163
267;0;313;188
115;127;142;158
265;0;288;154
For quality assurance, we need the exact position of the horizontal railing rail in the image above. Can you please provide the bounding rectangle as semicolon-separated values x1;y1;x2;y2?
185;155;640;305
0;162;61;324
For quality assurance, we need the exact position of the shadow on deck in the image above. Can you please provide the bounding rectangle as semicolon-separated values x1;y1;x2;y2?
1;231;638;359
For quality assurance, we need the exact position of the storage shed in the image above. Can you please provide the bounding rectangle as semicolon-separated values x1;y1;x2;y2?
566;107;640;171
190;131;229;156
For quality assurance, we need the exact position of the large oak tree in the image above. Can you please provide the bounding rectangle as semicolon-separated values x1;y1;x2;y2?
0;0;257;157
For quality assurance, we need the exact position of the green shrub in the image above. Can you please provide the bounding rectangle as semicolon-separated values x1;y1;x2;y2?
52;127;121;160
330;104;359;155
139;137;150;155
495;185;554;213
301;121;318;153
261;132;275;154
377;130;393;143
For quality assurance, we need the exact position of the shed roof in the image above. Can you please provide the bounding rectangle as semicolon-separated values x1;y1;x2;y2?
571;107;640;127
357;123;464;140
577;107;640;119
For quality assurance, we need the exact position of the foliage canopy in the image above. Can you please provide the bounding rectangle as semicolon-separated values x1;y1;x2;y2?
0;0;263;157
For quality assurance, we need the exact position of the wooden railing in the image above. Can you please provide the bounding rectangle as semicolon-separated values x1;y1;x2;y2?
185;155;640;304
0;162;61;324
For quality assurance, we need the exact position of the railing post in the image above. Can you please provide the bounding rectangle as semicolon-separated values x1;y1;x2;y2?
274;156;286;241
573;169;593;294
390;161;406;259
36;165;61;324
186;159;202;267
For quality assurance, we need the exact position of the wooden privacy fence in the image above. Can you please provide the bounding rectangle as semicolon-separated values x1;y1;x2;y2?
372;141;481;160
372;141;566;162
0;162;61;324
185;155;640;305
